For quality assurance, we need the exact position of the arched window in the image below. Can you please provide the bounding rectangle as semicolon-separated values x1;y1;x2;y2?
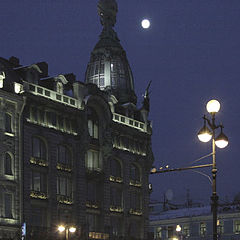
5;113;12;133
57;145;71;165
85;150;102;170
111;159;122;177
130;164;140;182
4;153;13;175
32;137;47;160
88;108;99;139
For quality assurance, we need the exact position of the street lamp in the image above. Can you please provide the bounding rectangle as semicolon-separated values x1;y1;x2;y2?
197;99;228;240
58;225;76;240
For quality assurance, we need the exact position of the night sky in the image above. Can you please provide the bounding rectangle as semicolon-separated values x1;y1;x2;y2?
1;0;240;205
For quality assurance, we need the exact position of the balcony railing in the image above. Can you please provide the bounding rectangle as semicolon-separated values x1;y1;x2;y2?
113;113;147;132
57;195;73;205
30;157;48;167
30;190;48;200
23;81;83;109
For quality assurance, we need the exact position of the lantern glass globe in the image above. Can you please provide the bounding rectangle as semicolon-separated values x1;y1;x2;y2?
206;100;220;113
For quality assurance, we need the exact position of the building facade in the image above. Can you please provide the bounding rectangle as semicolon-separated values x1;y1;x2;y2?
150;202;240;240
0;0;154;239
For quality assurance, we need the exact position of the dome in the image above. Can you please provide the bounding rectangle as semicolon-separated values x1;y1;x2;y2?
85;0;137;105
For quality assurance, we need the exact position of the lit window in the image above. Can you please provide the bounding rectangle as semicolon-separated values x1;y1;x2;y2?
183;224;190;237
4;153;13;175
88;108;99;139
5;113;12;133
85;150;101;170
217;220;224;235
130;164;141;182
57;176;72;197
110;187;122;207
32;137;47;160
30;171;47;193
200;222;206;236
111;159;121;177
57;145;71;165
4;193;13;219
234;220;240;233
156;227;162;239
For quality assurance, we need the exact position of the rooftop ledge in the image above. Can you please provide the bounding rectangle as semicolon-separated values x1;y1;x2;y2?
15;82;148;133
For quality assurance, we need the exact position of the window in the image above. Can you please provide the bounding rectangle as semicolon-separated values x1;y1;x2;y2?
111;217;123;237
32;137;47;160
87;181;100;204
234;220;240;233
57;176;72;197
110;187;122;207
217;220;224;235
87;213;101;232
200;222;206;236
130;164;140;182
30;171;47;193
4;153;13;175
183;224;190;237
5;113;12;133
4;193;13;218
167;226;174;239
85;150;101;170
156;227;162;239
130;191;141;209
30;207;47;227
57;145;71;165
110;159;121;177
88;108;99;139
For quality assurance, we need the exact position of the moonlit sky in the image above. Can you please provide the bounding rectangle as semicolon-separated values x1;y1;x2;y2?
1;0;240;205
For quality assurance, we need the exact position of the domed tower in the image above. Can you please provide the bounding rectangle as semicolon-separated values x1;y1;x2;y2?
85;0;137;105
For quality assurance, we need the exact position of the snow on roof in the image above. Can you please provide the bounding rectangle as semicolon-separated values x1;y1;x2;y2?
150;206;211;221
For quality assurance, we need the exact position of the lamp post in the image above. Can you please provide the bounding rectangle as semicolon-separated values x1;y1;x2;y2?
197;99;228;240
58;225;76;240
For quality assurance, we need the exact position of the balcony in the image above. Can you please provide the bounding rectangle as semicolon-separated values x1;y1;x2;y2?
86;168;104;180
56;162;72;172
86;201;100;209
129;208;143;216
30;157;48;167
129;179;142;187
30;190;48;200
57;195;73;205
22;81;83;109
110;206;123;213
113;113;147;133
109;175;123;183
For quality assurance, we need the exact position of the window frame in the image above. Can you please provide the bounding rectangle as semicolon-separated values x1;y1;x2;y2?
4;152;13;176
4;192;13;219
5;112;13;134
32;136;47;160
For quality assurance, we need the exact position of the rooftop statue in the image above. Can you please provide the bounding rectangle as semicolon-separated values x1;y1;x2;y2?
98;0;118;27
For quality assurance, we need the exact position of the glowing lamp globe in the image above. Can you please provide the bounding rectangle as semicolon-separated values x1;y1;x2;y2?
58;225;65;232
141;19;150;29
215;132;229;148
176;225;181;232
69;227;76;233
197;126;212;142
206;100;220;113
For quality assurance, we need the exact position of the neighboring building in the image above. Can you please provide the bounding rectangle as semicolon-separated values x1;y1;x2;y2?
0;0;154;239
149;202;240;240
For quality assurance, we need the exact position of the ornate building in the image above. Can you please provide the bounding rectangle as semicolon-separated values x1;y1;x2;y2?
0;0;153;239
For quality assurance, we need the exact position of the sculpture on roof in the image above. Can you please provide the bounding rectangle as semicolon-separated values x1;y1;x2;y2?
142;81;152;112
98;0;118;28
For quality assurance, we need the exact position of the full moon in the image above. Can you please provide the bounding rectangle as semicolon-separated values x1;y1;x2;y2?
141;19;150;29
